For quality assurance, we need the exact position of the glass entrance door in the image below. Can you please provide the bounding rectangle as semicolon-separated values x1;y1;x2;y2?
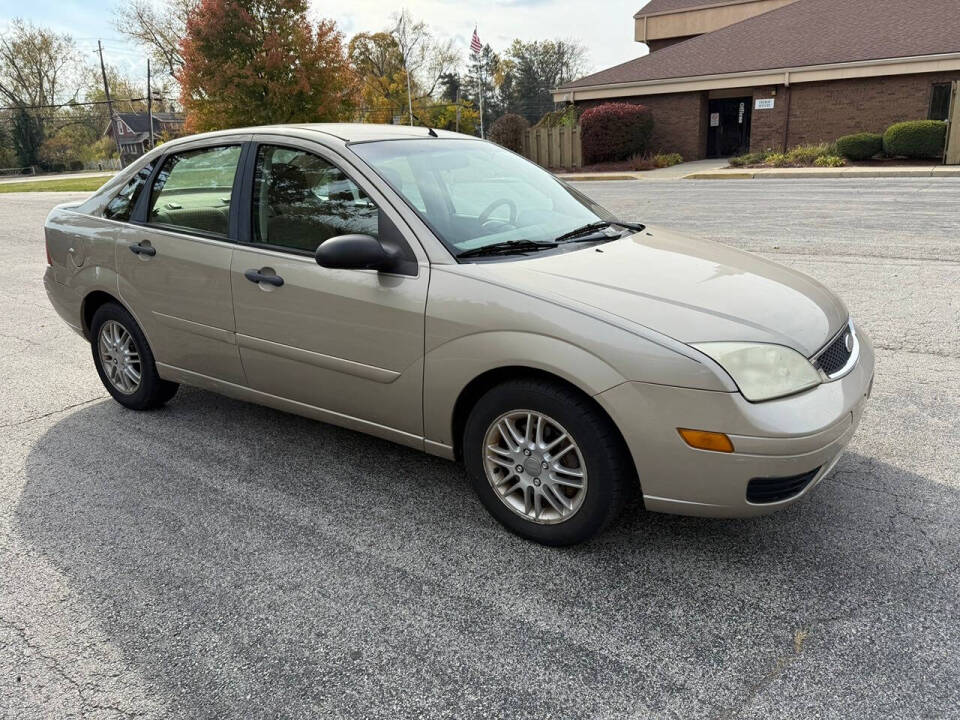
707;97;753;158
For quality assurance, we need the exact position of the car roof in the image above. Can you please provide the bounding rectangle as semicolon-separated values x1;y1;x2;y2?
161;123;475;149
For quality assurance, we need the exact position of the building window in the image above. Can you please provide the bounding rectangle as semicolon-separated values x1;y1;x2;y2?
929;83;952;121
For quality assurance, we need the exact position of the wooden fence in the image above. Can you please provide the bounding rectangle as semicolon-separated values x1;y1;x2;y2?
946;80;960;166
521;124;583;170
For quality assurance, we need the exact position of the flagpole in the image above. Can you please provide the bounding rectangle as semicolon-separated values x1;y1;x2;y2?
478;64;484;139
476;27;485;139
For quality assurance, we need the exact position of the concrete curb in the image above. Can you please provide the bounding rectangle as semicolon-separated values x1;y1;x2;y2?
559;174;639;181
684;166;960;180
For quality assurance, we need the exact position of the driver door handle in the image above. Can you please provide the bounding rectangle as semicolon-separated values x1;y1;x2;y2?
244;268;284;287
128;241;156;257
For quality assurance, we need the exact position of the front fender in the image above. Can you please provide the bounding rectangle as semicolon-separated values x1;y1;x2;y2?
422;330;626;449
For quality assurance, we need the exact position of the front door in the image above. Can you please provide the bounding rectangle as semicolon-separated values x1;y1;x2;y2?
707;97;752;158
230;139;429;440
116;142;246;384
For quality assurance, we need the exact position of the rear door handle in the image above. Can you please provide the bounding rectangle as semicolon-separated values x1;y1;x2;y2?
244;268;284;287
129;242;156;257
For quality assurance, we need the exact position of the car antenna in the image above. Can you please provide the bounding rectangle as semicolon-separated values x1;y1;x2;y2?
410;110;438;137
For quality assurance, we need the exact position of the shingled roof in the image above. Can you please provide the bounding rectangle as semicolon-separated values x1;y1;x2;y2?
116;112;183;134
564;0;960;89
636;0;751;15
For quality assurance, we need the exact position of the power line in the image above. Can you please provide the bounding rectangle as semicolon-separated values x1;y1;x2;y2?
0;97;174;111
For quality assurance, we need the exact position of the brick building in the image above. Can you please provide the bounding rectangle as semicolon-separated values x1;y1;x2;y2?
553;0;960;159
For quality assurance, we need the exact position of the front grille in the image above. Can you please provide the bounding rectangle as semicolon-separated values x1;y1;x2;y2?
813;324;853;376
746;467;821;504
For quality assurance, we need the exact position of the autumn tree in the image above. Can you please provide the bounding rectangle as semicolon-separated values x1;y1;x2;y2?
348;10;472;131
114;0;196;80
178;0;352;132
348;31;405;123
0;20;81;164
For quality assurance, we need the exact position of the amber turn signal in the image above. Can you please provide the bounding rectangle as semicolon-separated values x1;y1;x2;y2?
677;428;735;453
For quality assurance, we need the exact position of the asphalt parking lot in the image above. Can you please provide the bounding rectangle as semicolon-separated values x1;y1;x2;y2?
1;179;958;719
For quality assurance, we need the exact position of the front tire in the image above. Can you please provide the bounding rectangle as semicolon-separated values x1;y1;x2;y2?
90;302;179;410
463;379;632;546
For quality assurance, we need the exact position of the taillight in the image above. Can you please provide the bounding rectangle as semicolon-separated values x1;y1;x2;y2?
46;242;52;265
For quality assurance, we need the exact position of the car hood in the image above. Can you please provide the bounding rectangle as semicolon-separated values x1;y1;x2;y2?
474;225;847;357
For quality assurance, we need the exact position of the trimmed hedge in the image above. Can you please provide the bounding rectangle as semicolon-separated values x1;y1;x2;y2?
488;113;529;154
836;132;883;160
883;120;947;159
580;102;654;164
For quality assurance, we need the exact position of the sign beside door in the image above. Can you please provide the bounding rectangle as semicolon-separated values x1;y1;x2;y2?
755;98;775;110
710;112;720;127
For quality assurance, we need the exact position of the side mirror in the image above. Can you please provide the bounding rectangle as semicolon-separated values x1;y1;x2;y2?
315;234;399;272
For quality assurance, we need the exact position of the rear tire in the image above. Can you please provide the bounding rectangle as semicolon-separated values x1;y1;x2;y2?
463;378;632;546
90;302;179;410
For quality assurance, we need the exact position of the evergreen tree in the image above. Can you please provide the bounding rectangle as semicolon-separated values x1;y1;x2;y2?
463;45;502;134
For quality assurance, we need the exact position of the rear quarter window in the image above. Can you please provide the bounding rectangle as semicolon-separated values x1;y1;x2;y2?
103;161;155;221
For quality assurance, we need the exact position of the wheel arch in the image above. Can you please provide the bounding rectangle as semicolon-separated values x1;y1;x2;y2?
449;366;635;483
81;290;124;340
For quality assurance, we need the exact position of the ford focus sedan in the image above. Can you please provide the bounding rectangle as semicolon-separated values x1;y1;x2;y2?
43;124;873;545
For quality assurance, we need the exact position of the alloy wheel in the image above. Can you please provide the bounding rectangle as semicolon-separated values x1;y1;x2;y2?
483;410;588;524
97;320;142;395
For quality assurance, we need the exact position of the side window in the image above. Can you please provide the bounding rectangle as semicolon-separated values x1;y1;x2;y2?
252;145;379;253
147;145;241;237
929;83;952;121
104;160;155;221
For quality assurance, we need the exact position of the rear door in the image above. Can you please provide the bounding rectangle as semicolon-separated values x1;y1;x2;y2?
116;139;248;384
229;136;429;441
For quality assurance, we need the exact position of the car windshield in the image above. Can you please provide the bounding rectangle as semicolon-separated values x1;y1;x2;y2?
349;138;615;257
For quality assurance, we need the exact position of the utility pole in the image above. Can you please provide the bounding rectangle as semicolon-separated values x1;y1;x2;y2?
406;68;414;126
147;58;154;150
98;41;124;165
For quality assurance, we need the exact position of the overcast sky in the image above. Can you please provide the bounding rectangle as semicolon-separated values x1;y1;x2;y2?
1;0;652;86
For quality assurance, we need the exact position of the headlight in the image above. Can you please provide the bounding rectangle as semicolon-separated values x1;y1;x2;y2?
692;342;821;402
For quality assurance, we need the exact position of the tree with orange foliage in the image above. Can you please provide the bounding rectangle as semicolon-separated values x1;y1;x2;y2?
178;0;351;132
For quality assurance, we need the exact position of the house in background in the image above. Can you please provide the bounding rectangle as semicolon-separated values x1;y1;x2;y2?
105;112;185;163
554;0;960;159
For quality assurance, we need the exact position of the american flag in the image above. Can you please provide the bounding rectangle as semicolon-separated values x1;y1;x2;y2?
470;28;482;54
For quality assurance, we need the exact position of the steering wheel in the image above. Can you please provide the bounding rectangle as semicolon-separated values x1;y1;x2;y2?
478;198;518;228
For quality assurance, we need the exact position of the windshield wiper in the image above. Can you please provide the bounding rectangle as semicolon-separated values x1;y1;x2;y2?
553;219;646;243
456;239;558;259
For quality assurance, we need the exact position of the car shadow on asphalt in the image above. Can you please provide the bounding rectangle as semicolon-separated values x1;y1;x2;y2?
14;387;958;717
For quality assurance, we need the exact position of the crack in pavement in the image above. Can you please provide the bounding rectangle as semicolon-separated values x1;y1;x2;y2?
0;615;140;719
0;396;107;430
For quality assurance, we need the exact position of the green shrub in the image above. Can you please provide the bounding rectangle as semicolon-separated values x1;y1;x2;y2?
814;155;846;167
580;102;654;164
653;152;683;168
883;120;947;159
835;132;883;160
535;105;580;129
785;143;832;166
766;153;789;167
488;113;530;154
729;150;770;167
627;153;655;171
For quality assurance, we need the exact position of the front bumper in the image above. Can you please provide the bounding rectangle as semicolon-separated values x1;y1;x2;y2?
596;330;875;517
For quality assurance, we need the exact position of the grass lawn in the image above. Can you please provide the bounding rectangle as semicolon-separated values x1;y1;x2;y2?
0;176;111;193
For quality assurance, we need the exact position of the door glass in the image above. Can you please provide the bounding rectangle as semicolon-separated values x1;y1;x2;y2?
104;160;155;221
929;83;952;121
252;145;379;253
147;145;241;237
